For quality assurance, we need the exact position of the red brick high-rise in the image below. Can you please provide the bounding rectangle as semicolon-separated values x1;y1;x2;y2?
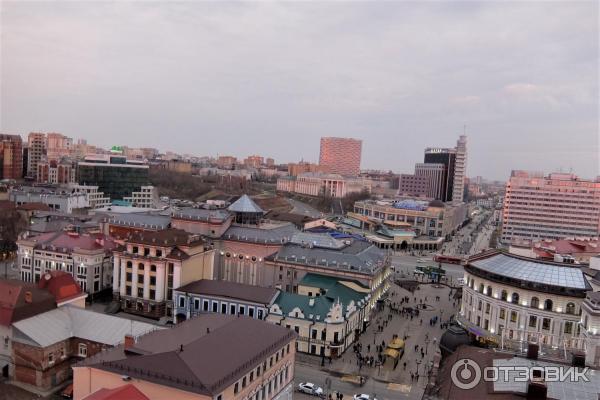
319;137;362;176
0;134;23;180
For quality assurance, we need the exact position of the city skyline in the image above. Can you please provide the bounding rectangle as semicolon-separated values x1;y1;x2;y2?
1;2;598;181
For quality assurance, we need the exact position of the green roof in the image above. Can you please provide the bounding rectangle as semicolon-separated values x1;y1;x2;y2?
274;273;368;320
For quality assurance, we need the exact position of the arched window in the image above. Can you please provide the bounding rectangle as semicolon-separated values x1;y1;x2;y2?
501;290;508;301
544;299;553;311
531;297;539;308
486;286;492;297
150;265;157;272
479;284;484;293
138;263;144;270
566;302;575;315
511;293;519;304
126;261;132;268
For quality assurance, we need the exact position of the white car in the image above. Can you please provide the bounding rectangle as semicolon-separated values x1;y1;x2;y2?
298;382;324;396
353;395;377;400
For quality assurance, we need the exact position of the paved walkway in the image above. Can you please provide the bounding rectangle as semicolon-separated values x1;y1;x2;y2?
323;281;460;388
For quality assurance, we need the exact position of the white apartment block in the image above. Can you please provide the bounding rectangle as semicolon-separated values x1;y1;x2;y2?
501;171;600;243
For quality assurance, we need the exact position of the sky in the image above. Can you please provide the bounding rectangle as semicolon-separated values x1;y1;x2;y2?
1;1;598;181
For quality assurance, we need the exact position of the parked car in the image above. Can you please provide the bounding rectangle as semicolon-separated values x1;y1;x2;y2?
353;394;377;400
298;382;324;396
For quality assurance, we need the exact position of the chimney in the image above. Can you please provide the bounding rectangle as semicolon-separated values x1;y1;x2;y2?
124;334;135;350
24;291;32;303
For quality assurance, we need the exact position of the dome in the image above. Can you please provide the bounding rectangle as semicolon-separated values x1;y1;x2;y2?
439;325;471;358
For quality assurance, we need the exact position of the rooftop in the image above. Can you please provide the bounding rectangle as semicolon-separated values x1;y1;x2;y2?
222;221;299;244
12;305;160;348
82;384;150;400
227;194;264;214
117;228;204;247
21;231;117;254
104;212;171;230
0;280;56;327
176;279;279;305
83;314;295;396
171;207;231;223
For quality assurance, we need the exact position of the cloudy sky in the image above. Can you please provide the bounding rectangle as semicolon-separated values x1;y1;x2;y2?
1;1;598;180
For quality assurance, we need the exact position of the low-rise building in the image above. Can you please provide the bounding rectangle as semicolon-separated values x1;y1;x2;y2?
171;208;232;238
458;251;591;352
267;273;370;358
69;184;111;209
509;237;600;264
112;229;216;319
17;231;117;295
11;306;158;392
73;314;296;400
37;159;76;185
173;279;279;322
100;212;171;237
276;173;372;198
10;186;89;213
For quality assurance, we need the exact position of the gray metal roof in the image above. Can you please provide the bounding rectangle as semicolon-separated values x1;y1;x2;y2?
12;306;160;348
272;240;386;275
223;222;299;244
171;207;231;222
290;232;346;250
227;195;264;214
105;212;171;229
470;253;589;290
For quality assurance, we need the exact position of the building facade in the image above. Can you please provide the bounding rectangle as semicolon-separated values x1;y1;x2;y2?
37;159;76;185
10;186;89;213
173;279;279;322
112;229;216;319
27;133;46;179
501;171;600;243
277;173;372;198
46;133;73;161
458;251;591;352
171;208;233;238
0;134;23;180
319;137;362;177
17;231;117;295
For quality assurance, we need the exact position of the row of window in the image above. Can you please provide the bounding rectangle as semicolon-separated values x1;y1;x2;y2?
232;345;291;397
177;296;265;319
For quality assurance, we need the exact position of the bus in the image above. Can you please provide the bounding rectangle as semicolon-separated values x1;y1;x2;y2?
433;254;463;264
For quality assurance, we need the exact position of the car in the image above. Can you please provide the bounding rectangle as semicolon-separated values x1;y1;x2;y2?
298;382;324;396
353;394;377;400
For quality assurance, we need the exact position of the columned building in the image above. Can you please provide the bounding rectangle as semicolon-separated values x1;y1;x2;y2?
458;251;591;354
112;229;215;319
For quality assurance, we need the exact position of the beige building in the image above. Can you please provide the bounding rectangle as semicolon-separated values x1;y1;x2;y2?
277;173;372;198
112;229;216;319
73;314;296;400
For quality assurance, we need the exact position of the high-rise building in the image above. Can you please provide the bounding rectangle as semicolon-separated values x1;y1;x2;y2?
27;132;46;179
452;135;468;203
46;133;73;161
243;155;264;168
319;137;362;176
0;134;23;180
501;171;600;243
77;154;154;206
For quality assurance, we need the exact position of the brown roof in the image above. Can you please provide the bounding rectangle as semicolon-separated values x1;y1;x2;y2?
176;279;279;304
82;384;149;400
87;314;295;396
121;228;203;247
0;280;56;326
17;202;53;211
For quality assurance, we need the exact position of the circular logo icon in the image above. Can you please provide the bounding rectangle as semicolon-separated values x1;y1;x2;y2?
450;358;482;390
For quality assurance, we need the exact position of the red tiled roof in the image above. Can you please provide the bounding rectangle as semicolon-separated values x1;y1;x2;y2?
28;231;117;253
83;384;149;400
0;280;56;326
37;271;84;304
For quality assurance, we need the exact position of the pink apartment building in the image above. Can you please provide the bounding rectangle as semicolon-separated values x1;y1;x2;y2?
501;171;600;243
319;137;362;176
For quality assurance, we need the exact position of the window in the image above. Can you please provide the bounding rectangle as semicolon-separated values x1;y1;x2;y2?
230;304;236;315
78;343;87;357
179;297;186;308
203;300;209;311
126;272;132;282
138;263;144;271
221;303;227;314
138;274;144;284
544;299;553;311
234;383;239;394
48;352;54;364
564;321;573;334
511;293;519;304
151;264;157;271
501;290;508;301
478;284;484;293
212;302;218;312
529;316;537;328
542;318;551;330
242;377;247;388
566;303;575;315
531;297;539;308
249;308;255;318
486;286;492;297
257;365;261;376
510;311;517;323
478;300;482;311
194;299;200;310
485;303;490;314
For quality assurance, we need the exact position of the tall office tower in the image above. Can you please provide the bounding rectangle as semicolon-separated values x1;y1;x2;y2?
501;171;600;244
319;137;362;176
27;132;46;179
0;134;23;180
423;147;456;202
415;163;446;199
46;133;73;161
451;135;467;203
